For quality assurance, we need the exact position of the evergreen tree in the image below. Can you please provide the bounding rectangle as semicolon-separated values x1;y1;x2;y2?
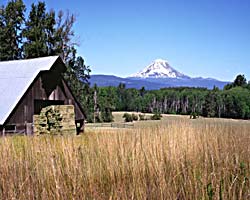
224;74;247;90
64;47;91;100
139;86;146;97
0;6;8;60
101;107;114;122
233;74;247;87
45;9;57;55
247;81;250;90
23;2;48;58
23;2;59;58
0;0;25;60
202;89;217;117
117;83;126;110
71;56;91;84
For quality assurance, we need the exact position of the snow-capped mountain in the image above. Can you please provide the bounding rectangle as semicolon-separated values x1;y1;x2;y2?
129;59;189;79
89;58;230;89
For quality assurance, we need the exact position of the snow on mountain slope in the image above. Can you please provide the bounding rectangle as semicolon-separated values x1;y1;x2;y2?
129;59;189;79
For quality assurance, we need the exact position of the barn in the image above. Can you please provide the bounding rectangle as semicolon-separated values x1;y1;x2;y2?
0;56;85;135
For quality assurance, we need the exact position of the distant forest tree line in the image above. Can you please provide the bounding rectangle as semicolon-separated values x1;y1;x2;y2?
88;74;250;122
1;1;250;122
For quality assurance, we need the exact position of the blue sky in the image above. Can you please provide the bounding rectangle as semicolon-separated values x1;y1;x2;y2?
2;0;250;81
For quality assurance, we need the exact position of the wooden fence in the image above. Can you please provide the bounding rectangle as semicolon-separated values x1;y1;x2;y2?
86;123;134;129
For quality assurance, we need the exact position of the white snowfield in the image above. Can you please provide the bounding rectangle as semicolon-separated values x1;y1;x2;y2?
129;59;187;78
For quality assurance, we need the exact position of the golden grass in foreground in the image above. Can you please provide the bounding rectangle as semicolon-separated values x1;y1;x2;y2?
0;120;250;199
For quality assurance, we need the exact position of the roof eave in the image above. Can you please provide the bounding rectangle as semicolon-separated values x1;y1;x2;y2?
0;56;63;126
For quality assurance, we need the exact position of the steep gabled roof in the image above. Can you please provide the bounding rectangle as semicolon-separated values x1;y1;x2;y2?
0;56;61;125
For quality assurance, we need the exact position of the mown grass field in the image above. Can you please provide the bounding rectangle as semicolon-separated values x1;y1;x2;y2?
0;114;250;199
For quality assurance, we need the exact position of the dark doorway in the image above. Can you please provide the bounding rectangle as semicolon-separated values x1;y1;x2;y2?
34;100;64;114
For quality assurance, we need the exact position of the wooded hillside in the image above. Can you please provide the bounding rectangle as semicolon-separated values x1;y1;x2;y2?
88;75;250;122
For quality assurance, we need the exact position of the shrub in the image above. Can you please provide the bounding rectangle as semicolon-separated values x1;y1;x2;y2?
151;113;162;120
132;113;138;121
190;112;199;119
95;115;103;123
101;108;114;122
123;113;133;122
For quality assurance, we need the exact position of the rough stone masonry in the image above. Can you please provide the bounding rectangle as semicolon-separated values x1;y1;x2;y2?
33;105;76;135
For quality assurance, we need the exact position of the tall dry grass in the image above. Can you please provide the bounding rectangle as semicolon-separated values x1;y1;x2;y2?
0;120;250;199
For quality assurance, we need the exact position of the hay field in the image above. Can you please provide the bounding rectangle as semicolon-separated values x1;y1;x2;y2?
0;116;250;199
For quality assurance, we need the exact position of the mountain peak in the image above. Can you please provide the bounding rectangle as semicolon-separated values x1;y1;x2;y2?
129;59;189;79
154;58;168;63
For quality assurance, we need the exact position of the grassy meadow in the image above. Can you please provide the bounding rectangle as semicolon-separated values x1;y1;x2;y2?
0;114;250;199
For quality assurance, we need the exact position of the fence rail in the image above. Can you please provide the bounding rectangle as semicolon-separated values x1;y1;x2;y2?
86;123;134;129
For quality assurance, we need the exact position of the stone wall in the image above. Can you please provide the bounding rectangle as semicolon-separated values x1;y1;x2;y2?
33;105;76;135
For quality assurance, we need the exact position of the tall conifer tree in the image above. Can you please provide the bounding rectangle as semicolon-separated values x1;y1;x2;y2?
0;0;25;60
23;2;47;58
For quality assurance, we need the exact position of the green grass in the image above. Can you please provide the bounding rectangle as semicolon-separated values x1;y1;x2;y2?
0;116;250;199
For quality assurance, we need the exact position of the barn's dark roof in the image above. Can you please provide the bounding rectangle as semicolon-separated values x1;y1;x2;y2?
0;56;61;125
